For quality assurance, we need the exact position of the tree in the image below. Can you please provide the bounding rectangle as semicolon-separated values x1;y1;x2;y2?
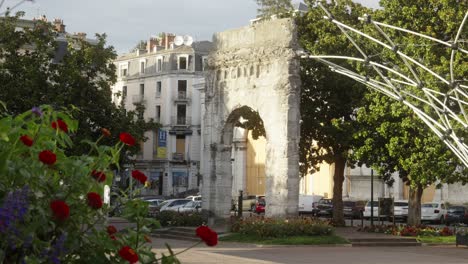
255;0;294;18
352;0;467;225
353;93;466;225
297;0;371;226
0;13;157;159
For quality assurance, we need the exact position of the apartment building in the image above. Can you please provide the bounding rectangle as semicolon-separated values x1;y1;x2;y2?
112;33;212;196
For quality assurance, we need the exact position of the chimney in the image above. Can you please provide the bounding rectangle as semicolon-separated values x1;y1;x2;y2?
53;18;65;33
146;37;159;53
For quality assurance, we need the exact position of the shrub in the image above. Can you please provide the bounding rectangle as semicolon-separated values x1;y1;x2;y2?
156;211;205;227
0;106;180;263
357;224;454;237
231;217;334;238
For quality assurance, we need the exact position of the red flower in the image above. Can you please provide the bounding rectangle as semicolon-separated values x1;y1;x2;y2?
107;225;118;235
119;132;135;146
101;128;111;137
20;135;34;146
51;119;68;133
91;170;106;182
196;225;218;246
50;200;70;221
86;192;103;209
118;246;138;263
131;170;147;185
39;150;57;165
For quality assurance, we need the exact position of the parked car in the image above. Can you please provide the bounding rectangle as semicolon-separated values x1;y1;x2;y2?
158;199;191;213
343;200;366;219
178;201;202;213
421;202;448;224
317;198;333;217
185;195;202;201
253;197;266;214
392;201;409;222
445;206;468;225
143;198;165;217
363;201;379;219
232;195;265;212
299;195;323;215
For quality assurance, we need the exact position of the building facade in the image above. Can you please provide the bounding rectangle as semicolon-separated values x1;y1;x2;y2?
111;34;212;196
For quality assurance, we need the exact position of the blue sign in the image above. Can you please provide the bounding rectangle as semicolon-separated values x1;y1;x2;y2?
158;130;167;147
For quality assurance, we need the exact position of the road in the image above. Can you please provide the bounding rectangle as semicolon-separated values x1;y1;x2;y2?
151;238;468;264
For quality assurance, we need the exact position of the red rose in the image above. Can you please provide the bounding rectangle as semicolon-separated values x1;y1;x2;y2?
39;150;57;165
86;192;103;209
107;225;118;235
50;200;70;221
119;132;135;146
131;170;147;185
20;135;34;146
118;246;138;263
196;225;218;246
51;119;68;133
91;170;106;182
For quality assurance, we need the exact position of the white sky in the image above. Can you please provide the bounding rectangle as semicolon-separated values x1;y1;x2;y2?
10;0;380;54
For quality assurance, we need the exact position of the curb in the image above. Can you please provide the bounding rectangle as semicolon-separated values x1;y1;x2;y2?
252;243;352;248
421;243;456;247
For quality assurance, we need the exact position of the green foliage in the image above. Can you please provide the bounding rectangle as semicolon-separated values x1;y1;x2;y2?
156;211;205;227
0;13;158;160
229;106;266;140
255;0;294;18
231;217;334;238
0;106;176;263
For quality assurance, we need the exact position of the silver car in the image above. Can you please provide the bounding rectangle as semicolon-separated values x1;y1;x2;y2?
178;201;202;213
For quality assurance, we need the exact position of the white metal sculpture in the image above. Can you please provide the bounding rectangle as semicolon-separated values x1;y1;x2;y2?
302;5;468;168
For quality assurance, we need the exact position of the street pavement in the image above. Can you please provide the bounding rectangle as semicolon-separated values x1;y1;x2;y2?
151;238;468;264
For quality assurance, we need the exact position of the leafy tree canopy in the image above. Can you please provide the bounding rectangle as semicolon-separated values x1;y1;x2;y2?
0;13;158;159
255;0;294;18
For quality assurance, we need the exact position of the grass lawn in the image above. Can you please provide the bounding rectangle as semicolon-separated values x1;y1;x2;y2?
219;233;349;245
416;236;455;244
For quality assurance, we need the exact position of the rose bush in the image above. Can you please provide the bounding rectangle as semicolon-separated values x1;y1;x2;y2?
0;105;197;263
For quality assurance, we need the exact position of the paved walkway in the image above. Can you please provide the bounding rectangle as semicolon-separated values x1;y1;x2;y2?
150;237;468;264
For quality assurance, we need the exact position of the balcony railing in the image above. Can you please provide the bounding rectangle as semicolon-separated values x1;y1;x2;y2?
132;94;146;104
171;116;191;126
172;152;184;161
173;91;190;103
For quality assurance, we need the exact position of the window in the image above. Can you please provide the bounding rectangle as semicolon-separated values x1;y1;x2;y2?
155;105;161;122
157;58;162;72
140;60;145;74
177;80;187;99
140;84;145;95
156;81;162;97
122;86;127;97
178;56;187;70
176;104;186;125
119;63;128;77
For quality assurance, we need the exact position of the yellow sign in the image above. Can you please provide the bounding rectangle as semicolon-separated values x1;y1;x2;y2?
157;147;166;159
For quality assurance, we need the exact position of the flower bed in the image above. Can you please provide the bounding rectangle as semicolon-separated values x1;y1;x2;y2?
357;224;454;237
231;217;334;238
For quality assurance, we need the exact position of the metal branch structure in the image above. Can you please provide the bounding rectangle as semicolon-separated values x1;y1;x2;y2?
302;5;468;168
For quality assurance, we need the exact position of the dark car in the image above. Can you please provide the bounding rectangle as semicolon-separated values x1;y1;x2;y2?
317;198;333;217
343;200;366;219
445;206;468;225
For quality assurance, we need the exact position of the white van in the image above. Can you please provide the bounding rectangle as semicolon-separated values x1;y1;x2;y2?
298;195;323;214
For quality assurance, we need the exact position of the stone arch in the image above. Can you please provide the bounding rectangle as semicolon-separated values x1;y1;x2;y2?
202;18;301;225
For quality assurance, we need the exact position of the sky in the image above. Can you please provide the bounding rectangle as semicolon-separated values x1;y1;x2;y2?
9;0;380;54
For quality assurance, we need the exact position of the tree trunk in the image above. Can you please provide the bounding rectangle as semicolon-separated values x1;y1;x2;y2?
332;155;346;226
407;184;423;226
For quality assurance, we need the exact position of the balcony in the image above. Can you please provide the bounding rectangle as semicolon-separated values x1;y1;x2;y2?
173;91;191;103
172;152;185;161
171;116;191;126
132;94;146;104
